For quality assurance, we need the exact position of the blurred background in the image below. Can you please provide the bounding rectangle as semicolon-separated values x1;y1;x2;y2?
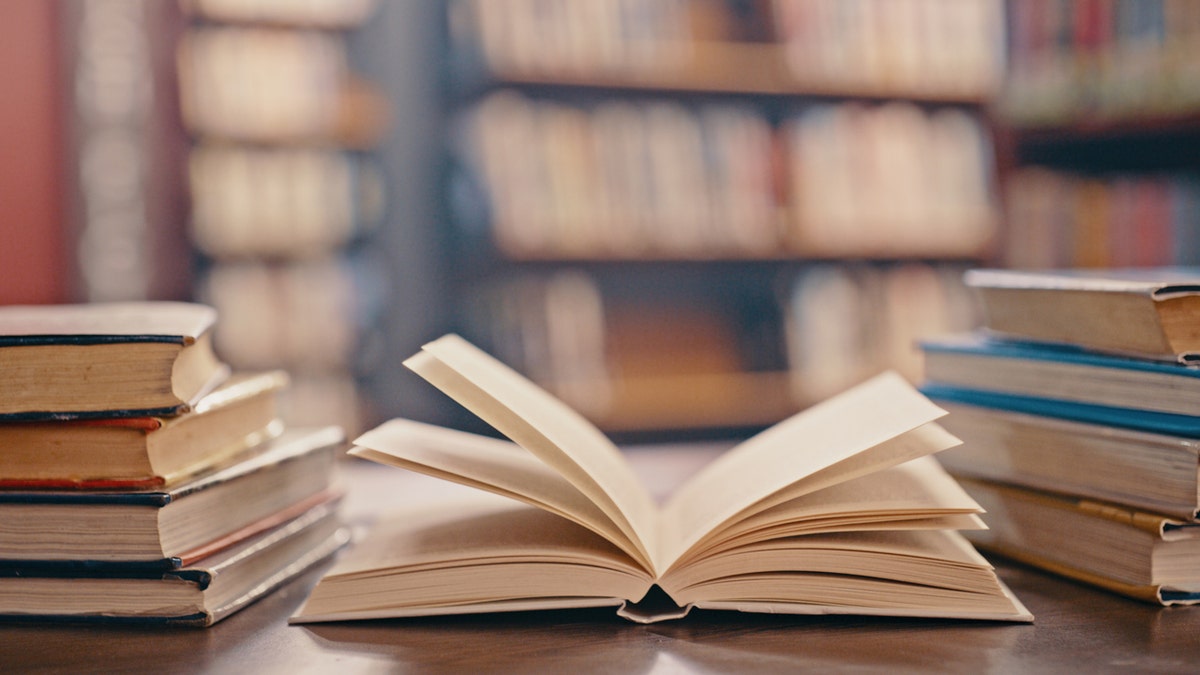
3;0;1199;440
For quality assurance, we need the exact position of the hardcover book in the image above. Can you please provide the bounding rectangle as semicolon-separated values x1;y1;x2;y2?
0;426;343;565
0;371;288;489
933;400;1200;521
921;333;1200;421
0;498;349;625
958;477;1200;606
964;267;1200;363
291;335;1031;624
0;302;230;419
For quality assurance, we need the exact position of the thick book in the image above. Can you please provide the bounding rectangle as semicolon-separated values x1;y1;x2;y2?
0;302;230;419
0;426;343;565
919;382;1200;438
0;498;349;626
921;333;1200;420
957;477;1200;606
0;370;288;489
964;267;1200;364
291;335;1031;624
932;400;1200;521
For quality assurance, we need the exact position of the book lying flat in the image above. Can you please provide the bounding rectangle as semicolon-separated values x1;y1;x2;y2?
933;400;1200;521
920;382;1200;438
0;497;349;626
0;302;230;419
965;267;1200;364
921;333;1200;419
291;335;1032;624
958;477;1200;606
0;426;343;565
0;371;288;489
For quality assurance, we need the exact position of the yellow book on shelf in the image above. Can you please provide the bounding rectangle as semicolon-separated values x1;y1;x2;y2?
292;335;1031;625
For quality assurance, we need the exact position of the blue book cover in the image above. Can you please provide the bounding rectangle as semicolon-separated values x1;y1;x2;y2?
920;332;1200;419
921;333;1200;374
920;383;1200;438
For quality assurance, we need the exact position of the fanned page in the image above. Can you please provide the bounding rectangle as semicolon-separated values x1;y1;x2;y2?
660;372;957;566
350;420;647;567
404;336;659;570
294;492;652;622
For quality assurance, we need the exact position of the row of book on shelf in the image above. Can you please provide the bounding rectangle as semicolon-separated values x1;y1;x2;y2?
177;23;387;147
0;302;346;625
453;0;1003;98
1003;168;1200;270
919;267;1200;605
460;91;996;259
458;262;977;420
177;2;389;439
196;258;385;437
188;143;385;261
1002;0;1200;124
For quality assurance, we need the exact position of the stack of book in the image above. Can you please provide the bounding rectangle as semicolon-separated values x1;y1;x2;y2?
0;302;348;626
919;268;1200;605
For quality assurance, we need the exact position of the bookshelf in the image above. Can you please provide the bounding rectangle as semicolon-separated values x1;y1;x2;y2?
996;0;1200;269
175;0;390;436
439;0;1006;437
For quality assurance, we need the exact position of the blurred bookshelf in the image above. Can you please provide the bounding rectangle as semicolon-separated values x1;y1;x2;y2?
995;0;1200;270
175;0;390;436
439;0;1006;438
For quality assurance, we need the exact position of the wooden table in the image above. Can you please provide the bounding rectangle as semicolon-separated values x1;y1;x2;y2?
4;446;1200;673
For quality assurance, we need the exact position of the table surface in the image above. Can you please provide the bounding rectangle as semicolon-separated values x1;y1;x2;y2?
4;444;1200;674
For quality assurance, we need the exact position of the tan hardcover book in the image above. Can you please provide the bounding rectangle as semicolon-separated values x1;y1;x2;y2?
0;302;230;419
0;371;288;489
0;497;349;626
965;268;1200;363
957;477;1200;606
0;427;343;565
933;400;1200;521
291;335;1031;625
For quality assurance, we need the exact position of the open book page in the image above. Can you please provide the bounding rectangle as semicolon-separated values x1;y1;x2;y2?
350;419;650;569
404;336;659;567
293;491;652;622
670;456;985;566
663;528;1000;601
667;530;1030;620
659;372;956;566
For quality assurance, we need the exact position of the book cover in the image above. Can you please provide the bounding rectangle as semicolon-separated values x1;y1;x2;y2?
0;302;230;419
964;267;1200;363
932;399;1200;521
958;477;1200;607
920;332;1200;418
0;426;344;563
0;370;288;489
0;498;349;626
919;382;1200;438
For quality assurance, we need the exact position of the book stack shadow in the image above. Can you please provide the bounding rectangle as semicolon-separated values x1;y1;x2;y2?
0;302;348;626
919;268;1200;606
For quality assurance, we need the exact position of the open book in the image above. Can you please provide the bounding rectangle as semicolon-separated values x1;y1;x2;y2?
292;335;1031;624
